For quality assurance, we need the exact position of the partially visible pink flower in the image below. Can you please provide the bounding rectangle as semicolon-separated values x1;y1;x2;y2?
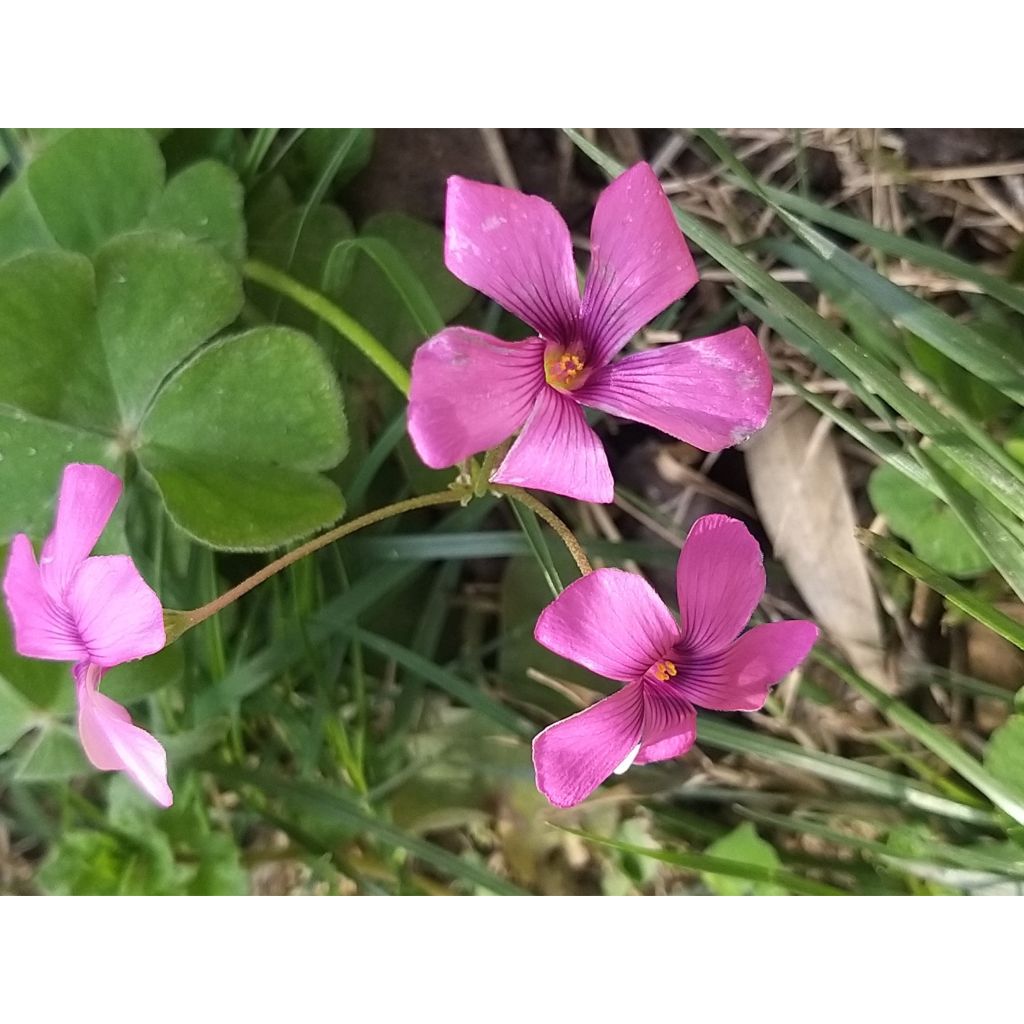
3;463;171;807
531;514;818;808
408;162;772;502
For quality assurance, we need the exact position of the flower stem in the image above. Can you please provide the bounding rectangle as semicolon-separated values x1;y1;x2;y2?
175;488;468;635
492;485;593;577
242;259;411;397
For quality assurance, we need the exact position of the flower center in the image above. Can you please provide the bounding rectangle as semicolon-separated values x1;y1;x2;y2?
651;660;677;682
544;349;586;391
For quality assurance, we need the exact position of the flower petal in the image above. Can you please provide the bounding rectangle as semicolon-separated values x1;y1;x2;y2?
75;663;172;807
580;163;698;366
3;534;88;661
533;567;678;683
680;620;819;712
444;176;580;342
65;556;165;668
490;386;613;502
574;327;772;451
677;514;766;653
532;683;644;807
39;463;122;598
407;328;545;468
634;691;697;766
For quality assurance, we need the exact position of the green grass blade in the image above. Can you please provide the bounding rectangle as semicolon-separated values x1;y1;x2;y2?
773;367;934;491
348;531;677;565
858;530;1024;650
697;128;1024;404
753;179;1024;316
558;826;848;895
566;130;1024;527
921;449;1024;603
195;501;495;716
224;770;527;895
739;806;1024;880
697;718;993;825
343;236;446;338
343;626;529;737
508;499;563;598
345;409;408;510
817;647;1024;826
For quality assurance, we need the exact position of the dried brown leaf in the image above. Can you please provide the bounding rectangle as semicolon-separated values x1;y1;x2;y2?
746;404;891;689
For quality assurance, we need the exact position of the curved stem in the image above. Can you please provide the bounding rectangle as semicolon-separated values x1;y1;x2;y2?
492;485;592;576
243;259;411;397
177;488;468;634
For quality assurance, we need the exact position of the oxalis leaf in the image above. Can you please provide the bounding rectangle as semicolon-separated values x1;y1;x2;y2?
0;234;348;549
0;128;246;265
868;464;991;578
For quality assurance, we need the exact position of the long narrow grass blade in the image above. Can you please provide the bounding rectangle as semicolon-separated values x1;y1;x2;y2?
697;718;992;825
753;179;1024;316
196;501;495;715
343;627;529;736
509;500;563;598
565;130;1024;527
697;128;1024;404
739;806;1024;880
558;826;847;895
858;530;1024;650
920;449;1024;603
349;531;676;564
224;770;527;895
816;647;1024;826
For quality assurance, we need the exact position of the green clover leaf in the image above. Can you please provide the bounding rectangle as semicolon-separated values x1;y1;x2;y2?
0;233;348;550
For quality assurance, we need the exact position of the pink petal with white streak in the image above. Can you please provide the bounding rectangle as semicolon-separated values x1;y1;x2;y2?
634;691;698;765
533;683;645;807
580;163;698;367
532;681;698;807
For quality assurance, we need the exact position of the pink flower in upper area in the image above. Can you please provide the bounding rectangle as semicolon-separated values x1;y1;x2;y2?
3;463;171;807
531;514;818;808
408;162;772;503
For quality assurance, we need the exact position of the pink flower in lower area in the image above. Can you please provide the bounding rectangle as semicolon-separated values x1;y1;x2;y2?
3;463;171;807
532;514;818;808
408;162;772;502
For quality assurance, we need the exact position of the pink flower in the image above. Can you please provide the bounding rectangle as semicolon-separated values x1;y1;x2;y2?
408;162;772;502
3;464;171;807
531;514;818;808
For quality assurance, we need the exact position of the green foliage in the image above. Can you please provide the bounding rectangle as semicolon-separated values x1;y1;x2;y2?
703;823;787;896
140;325;348;549
37;779;247;895
7;126;1024;895
0;129;244;264
0;233;346;550
868;464;990;577
985;716;1024;798
338;212;473;359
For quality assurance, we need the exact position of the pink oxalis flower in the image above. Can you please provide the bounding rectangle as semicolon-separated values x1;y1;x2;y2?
408;162;772;502
532;514;818;808
3;463;171;807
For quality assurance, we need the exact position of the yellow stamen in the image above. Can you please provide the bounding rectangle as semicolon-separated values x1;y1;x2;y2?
653;660;677;682
544;351;586;390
